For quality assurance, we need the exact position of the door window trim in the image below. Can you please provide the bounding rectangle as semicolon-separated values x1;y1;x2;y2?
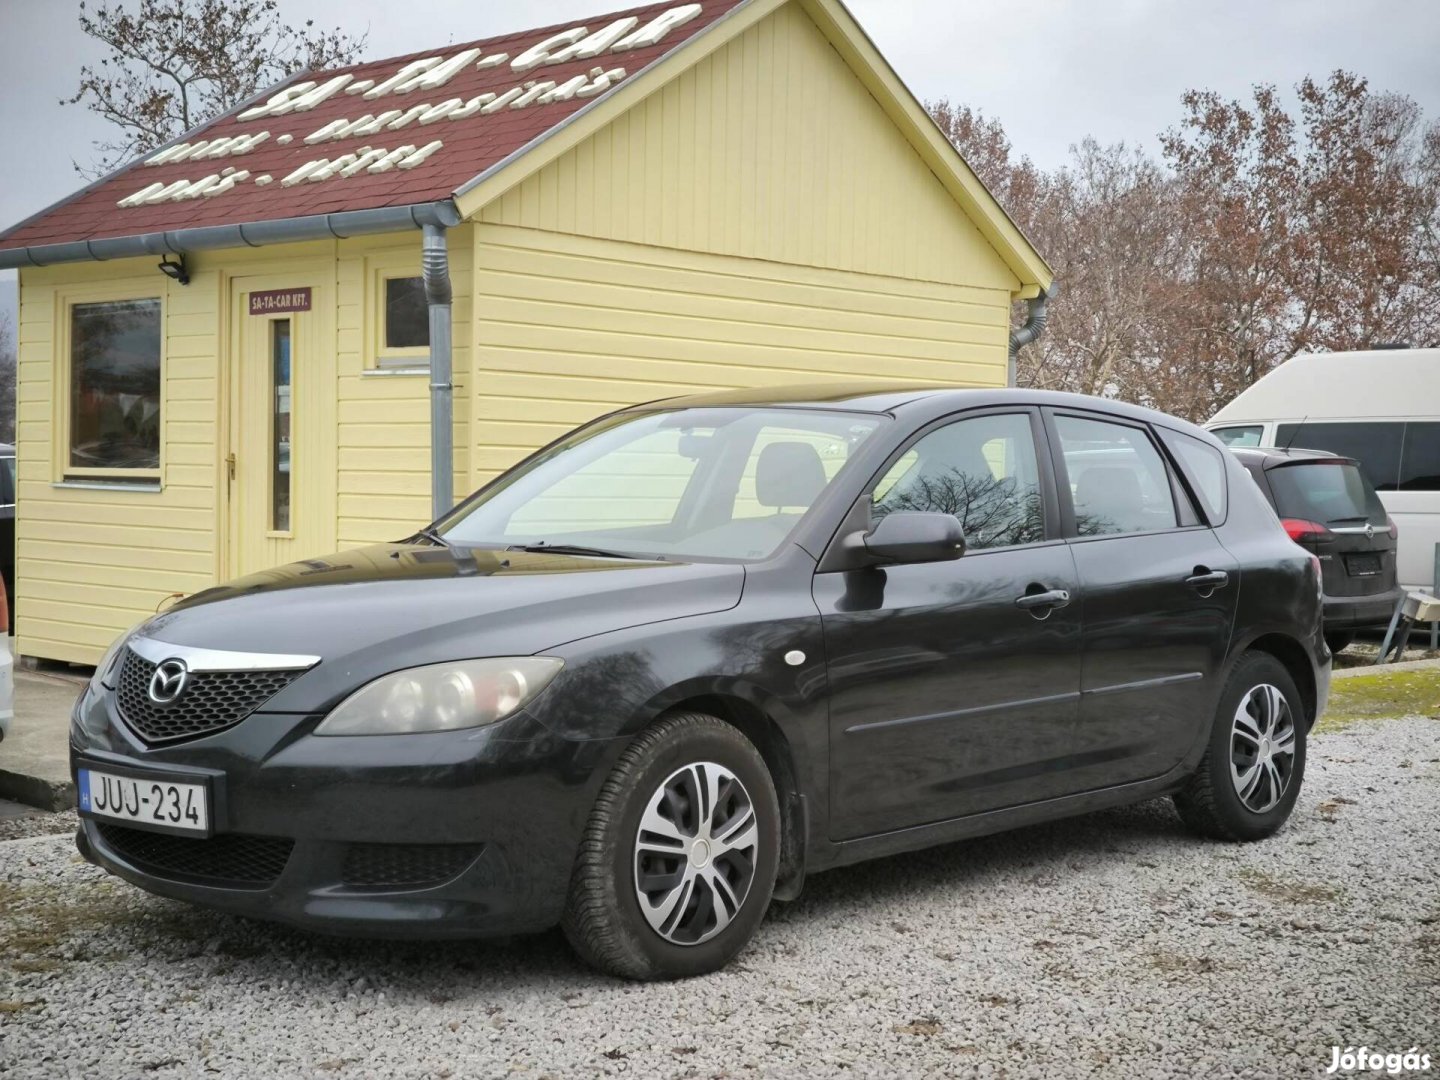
816;405;1064;572
1042;407;1208;543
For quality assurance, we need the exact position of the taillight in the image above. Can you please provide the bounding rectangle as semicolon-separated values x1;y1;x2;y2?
1386;515;1398;540
1281;518;1330;543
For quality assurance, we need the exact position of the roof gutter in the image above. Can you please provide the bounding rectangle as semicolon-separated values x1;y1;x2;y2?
1007;283;1056;387
0;199;463;270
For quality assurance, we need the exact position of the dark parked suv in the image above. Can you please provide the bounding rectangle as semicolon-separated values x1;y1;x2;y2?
1231;447;1401;652
71;386;1329;979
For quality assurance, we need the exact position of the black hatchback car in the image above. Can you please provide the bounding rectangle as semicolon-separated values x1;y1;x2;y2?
71;386;1329;979
1231;447;1401;652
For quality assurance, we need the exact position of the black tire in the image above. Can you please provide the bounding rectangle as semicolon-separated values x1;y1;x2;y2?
1324;631;1355;654
562;712;780;980
1174;652;1307;842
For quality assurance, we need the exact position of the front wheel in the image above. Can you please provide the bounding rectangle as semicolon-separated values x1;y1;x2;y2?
1174;652;1307;841
562;712;780;979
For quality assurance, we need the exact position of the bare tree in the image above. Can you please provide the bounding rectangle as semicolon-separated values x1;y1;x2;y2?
0;313;16;444
64;0;367;176
928;70;1440;423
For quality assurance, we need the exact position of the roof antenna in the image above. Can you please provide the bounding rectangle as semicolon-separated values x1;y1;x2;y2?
1281;415;1307;451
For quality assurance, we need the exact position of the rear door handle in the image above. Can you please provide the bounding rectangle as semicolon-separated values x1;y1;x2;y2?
1015;588;1071;611
1185;570;1230;591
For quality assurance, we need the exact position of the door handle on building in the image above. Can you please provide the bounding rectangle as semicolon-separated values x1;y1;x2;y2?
226;452;236;485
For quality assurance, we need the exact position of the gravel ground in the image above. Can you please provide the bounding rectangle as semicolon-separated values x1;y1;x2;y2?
2;715;1437;1080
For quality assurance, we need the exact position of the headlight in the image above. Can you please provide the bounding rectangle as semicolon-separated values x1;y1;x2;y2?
314;657;564;736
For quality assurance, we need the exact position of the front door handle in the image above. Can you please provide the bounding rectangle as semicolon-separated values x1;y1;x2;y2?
1015;588;1071;611
1185;569;1230;592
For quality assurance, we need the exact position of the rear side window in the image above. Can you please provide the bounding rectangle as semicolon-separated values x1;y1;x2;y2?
1274;422;1402;491
1398;422;1440;491
1159;430;1227;524
1266;462;1387;527
1212;425;1263;448
1054;415;1178;536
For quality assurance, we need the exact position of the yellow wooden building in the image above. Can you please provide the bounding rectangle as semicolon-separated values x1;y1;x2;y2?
0;0;1052;665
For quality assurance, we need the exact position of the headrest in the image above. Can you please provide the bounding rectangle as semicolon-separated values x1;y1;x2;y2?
755;441;828;509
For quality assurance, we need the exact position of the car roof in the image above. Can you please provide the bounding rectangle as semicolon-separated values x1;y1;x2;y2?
1228;446;1351;469
628;383;1215;435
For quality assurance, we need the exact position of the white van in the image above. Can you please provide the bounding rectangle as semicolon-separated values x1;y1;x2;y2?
1207;348;1439;594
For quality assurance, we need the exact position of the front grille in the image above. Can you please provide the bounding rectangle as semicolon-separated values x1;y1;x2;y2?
97;824;293;888
115;648;301;744
341;842;484;888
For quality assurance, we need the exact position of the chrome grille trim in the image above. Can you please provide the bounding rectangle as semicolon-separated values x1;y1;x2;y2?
126;635;320;673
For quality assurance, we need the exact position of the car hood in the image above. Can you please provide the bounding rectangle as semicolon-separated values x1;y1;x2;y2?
133;543;745;713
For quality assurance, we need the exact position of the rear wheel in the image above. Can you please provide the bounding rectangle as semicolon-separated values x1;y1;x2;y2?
562;712;779;979
1324;631;1355;654
1174;652;1306;841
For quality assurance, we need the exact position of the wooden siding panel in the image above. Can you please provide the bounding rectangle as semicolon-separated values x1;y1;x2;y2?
470;224;1012;484
480;4;1018;291
333;226;473;549
14;261;224;661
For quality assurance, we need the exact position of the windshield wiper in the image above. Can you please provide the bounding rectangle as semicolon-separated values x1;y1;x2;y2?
412;527;451;547
509;542;652;560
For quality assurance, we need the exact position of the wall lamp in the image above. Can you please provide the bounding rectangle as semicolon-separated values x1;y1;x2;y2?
158;254;190;285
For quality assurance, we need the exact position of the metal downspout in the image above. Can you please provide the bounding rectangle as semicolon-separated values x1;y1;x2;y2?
422;223;453;521
1007;284;1056;387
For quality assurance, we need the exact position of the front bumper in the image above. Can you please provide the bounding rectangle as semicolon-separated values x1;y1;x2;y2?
70;686;621;939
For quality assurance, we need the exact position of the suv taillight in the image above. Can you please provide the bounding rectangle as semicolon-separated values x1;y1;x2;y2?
1387;515;1398;540
1281;518;1330;543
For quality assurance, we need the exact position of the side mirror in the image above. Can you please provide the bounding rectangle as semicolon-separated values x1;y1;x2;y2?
861;512;965;564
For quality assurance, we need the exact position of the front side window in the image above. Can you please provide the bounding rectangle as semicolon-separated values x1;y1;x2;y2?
438;408;884;562
1056;414;1177;537
871;412;1045;550
69;298;161;471
1274;421;1402;491
1211;425;1263;448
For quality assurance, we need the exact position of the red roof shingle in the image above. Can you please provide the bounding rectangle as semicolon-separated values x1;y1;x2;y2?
0;0;745;252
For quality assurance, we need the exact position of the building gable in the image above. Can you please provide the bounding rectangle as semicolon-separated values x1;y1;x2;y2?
478;2;1021;290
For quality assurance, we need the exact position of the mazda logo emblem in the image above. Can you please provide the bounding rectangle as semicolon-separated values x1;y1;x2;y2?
1364;523;1374;540
148;659;190;706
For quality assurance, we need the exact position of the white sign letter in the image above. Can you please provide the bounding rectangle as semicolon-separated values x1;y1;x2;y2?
511;27;589;72
613;5;703;51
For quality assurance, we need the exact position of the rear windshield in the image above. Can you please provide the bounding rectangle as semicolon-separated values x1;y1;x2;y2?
1266;461;1387;527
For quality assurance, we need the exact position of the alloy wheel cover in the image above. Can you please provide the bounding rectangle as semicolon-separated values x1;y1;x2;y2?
1229;683;1297;813
633;761;759;946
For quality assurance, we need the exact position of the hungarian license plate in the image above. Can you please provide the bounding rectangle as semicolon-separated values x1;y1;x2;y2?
1345;553;1382;577
78;767;209;834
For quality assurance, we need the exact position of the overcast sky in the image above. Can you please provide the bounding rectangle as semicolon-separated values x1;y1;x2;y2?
3;0;1439;305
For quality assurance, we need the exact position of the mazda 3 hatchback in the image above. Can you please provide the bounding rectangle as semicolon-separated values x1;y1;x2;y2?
72;386;1329;979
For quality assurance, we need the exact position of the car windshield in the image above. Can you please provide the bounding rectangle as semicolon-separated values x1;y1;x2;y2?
1267;461;1387;527
436;407;886;561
